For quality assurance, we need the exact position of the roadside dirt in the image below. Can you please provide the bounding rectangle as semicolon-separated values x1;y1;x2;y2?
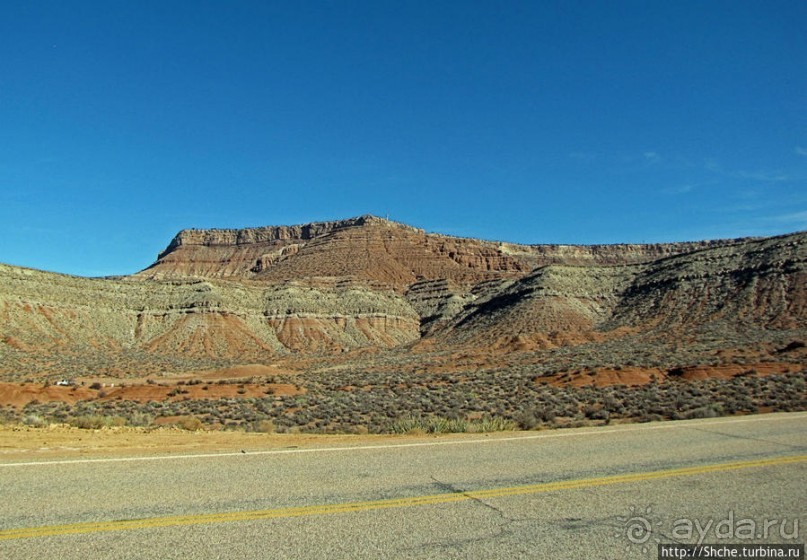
0;425;509;463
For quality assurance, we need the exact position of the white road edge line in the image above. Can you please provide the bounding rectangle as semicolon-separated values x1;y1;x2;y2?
1;412;805;468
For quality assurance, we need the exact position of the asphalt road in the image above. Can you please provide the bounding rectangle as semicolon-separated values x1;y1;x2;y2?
1;413;805;559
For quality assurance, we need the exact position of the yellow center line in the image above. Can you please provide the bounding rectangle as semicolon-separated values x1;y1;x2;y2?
1;454;804;542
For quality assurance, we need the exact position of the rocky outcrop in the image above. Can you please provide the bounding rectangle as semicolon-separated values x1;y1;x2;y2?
139;215;742;288
523;239;745;265
157;215;404;257
140;215;426;281
604;233;807;332
432;265;635;350
437;232;807;350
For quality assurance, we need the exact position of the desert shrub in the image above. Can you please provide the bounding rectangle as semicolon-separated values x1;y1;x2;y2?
681;404;723;419
386;414;514;434
249;419;275;433
515;408;539;430
583;405;610;422
126;412;154;427
389;415;466;434
0;407;17;424
23;414;48;428
69;415;127;429
175;416;204;431
466;416;517;432
516;405;558;429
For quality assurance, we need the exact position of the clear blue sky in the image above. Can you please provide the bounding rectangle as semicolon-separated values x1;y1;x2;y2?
1;1;805;276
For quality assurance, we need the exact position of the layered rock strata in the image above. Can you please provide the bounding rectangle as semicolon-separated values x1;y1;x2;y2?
1;215;804;378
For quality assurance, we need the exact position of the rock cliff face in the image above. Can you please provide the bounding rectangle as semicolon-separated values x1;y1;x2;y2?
145;216;397;279
1;215;804;379
139;214;741;287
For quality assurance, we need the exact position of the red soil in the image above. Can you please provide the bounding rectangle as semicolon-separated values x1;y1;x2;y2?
0;380;303;408
537;362;802;388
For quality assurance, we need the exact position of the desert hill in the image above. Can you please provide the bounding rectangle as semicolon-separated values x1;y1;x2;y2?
0;216;805;382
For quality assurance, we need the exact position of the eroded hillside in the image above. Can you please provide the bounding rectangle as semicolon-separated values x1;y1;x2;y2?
1;215;805;381
0;265;419;378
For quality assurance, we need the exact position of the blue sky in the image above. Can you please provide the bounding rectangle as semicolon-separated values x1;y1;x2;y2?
1;1;805;276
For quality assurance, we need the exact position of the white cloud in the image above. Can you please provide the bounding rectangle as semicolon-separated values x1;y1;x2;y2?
663;179;718;196
642;150;664;165
771;210;807;224
703;159;722;173
671;184;695;194
743;210;807;233
735;170;789;182
569;150;662;165
700;159;789;182
663;183;698;195
796;146;807;156
568;151;598;162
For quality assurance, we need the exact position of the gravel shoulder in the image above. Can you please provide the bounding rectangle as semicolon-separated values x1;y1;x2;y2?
0;424;520;462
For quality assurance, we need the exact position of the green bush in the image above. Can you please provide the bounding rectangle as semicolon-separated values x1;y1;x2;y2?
388;415;515;434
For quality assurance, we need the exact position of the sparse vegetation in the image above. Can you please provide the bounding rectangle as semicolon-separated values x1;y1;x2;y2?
69;415;128;429
387;415;516;434
22;414;48;428
3;368;804;433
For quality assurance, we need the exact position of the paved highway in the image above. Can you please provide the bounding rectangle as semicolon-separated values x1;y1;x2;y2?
1;413;805;559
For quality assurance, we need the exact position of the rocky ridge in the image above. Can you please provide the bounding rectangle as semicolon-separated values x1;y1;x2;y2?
139;215;743;288
1;215;805;380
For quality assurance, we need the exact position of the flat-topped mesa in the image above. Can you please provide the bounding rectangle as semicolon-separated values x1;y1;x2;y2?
140;215;433;282
157;215;420;259
141;214;767;288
